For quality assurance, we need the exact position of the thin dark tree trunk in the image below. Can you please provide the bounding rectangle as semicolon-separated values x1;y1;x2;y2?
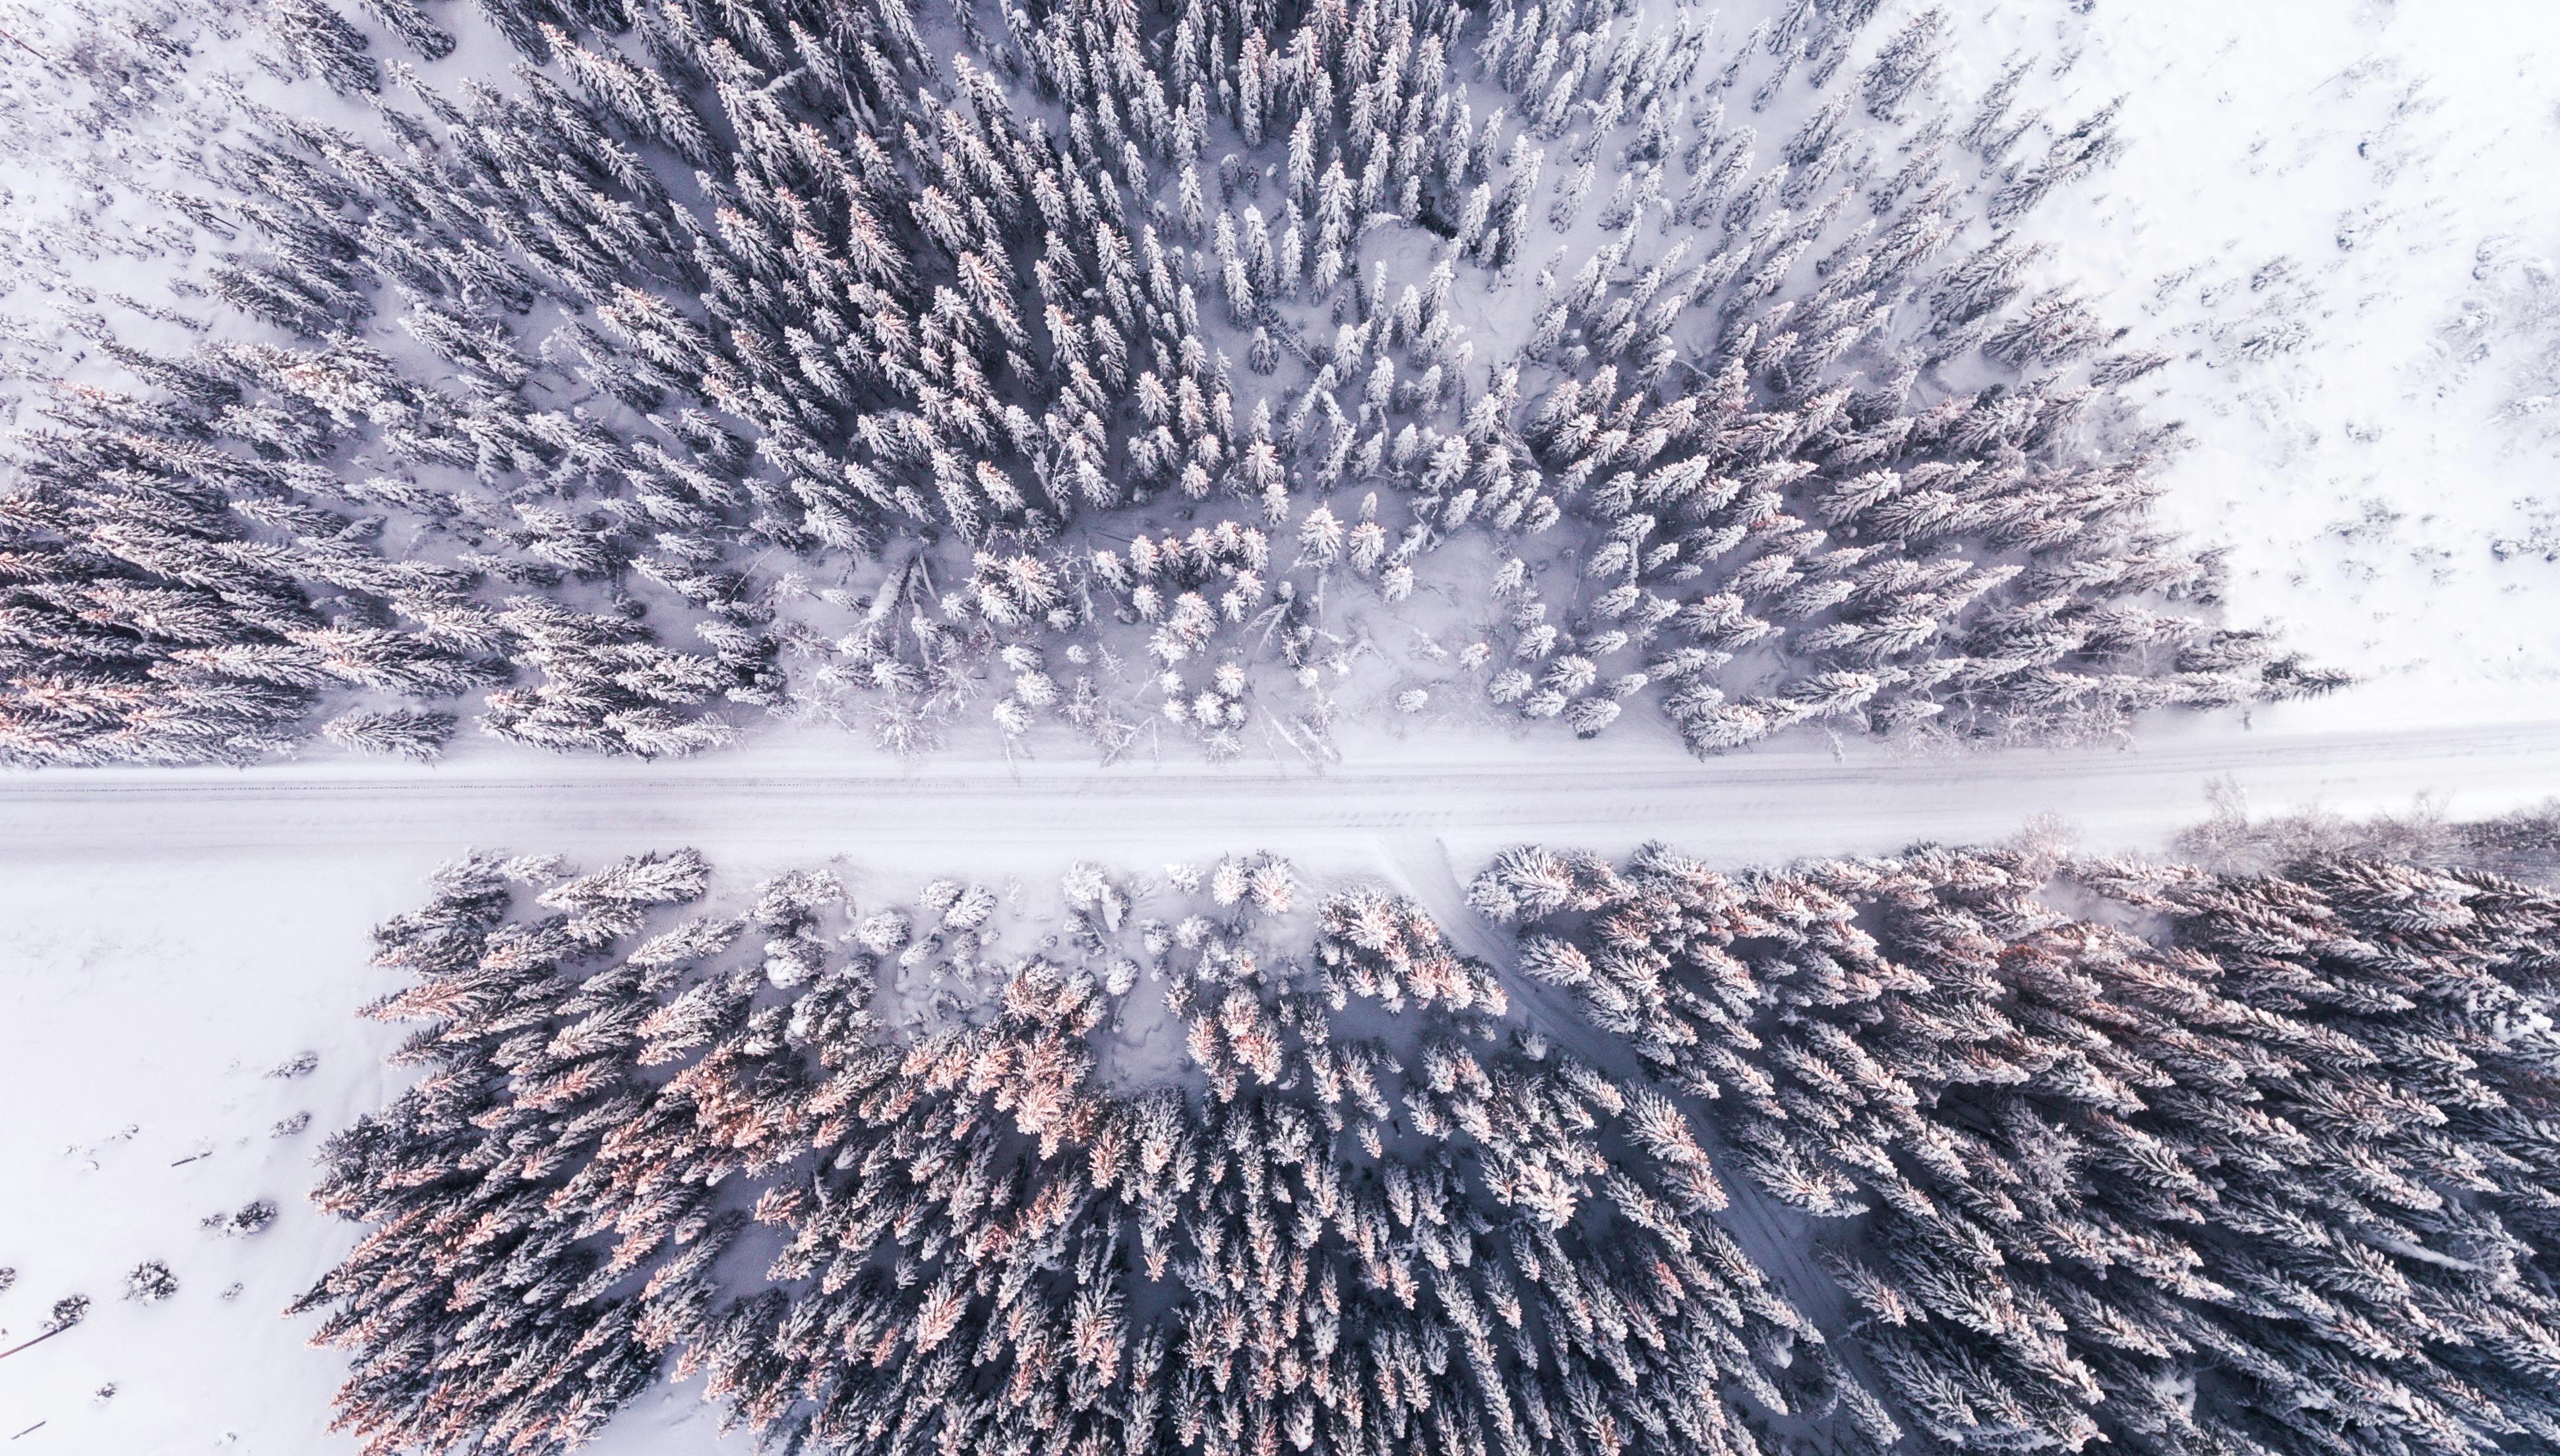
0;1325;71;1362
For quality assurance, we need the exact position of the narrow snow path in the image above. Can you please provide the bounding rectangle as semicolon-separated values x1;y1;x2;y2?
7;716;2557;864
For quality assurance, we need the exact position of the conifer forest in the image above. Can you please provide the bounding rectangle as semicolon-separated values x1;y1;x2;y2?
5;1;2560;1455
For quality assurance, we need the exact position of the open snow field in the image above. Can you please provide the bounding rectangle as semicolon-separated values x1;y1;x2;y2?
2007;1;2560;720
11;1;2560;1453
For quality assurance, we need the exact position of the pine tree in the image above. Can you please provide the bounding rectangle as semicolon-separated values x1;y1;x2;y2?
321;708;458;760
269;0;380;96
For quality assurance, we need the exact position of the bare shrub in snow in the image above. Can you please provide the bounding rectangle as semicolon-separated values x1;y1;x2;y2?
203;1201;276;1239
122;1260;177;1304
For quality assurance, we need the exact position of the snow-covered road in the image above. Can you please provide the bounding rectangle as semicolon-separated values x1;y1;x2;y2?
8;715;2559;865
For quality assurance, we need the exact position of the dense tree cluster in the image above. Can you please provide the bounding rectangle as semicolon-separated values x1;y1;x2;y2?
297;849;1847;1456
3;0;2340;764
1476;839;2560;1456
307;834;2560;1456
0;361;500;762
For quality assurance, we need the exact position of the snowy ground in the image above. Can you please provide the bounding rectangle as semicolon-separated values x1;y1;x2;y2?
1989;0;2560;725
12;1;2560;1453
0;853;439;1454
8;712;2560;1453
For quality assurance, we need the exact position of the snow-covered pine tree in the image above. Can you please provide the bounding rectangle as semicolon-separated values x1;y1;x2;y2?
305;846;1829;1456
15;0;2332;763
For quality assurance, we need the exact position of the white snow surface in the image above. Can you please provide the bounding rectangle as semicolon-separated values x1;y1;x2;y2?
5;713;2559;866
13;1;2560;1453
1990;0;2560;719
